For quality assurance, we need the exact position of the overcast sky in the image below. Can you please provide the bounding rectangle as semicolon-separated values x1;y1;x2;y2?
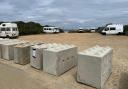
0;0;128;28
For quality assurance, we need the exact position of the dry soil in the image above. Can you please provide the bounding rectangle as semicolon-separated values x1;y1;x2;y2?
0;33;128;89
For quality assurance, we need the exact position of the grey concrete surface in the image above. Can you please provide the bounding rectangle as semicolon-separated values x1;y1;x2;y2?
30;44;47;69
14;42;31;65
43;43;78;76
14;42;43;65
77;45;113;89
1;40;27;60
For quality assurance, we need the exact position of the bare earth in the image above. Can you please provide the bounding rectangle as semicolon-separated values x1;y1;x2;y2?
0;33;128;89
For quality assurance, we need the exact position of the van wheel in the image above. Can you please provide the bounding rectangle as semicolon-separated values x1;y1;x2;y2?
117;32;121;35
101;33;106;35
6;35;10;38
15;36;19;39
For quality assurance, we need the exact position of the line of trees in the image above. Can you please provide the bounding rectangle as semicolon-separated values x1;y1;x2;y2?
14;21;43;35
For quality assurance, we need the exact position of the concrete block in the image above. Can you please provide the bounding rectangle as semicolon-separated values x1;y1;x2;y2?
43;43;77;76
0;39;10;58
14;42;43;65
1;40;27;60
29;42;43;46
14;42;31;65
30;44;47;69
77;45;113;89
0;39;21;59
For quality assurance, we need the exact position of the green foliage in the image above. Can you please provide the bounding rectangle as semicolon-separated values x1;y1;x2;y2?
123;25;128;35
14;21;43;35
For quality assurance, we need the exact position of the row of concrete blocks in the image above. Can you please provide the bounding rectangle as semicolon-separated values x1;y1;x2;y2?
0;38;113;89
32;43;77;76
0;39;77;76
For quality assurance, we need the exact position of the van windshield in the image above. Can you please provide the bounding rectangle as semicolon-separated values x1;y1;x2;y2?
105;28;109;31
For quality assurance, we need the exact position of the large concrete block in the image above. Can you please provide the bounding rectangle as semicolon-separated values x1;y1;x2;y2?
0;39;10;58
14;42;43;65
14;42;31;65
0;39;20;59
77;45;113;89
43;43;78;76
30;44;47;69
1;40;27;60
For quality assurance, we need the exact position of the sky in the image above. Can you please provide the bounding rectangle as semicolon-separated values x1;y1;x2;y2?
0;0;128;29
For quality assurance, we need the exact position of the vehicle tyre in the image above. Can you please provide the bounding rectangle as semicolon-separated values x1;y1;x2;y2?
101;33;106;35
6;35;10;38
15;36;19;39
54;32;57;34
117;32;121;35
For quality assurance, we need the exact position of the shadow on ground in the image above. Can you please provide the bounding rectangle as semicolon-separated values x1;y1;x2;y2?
119;72;128;89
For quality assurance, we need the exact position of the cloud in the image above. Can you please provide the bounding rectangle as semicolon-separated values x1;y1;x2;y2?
0;0;128;28
64;18;94;24
37;0;55;6
0;2;14;14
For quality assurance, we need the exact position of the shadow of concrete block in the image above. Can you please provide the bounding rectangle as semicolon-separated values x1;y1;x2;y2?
119;72;128;89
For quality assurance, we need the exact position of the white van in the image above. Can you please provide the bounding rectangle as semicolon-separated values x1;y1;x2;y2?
0;23;19;38
101;24;124;35
43;27;60;33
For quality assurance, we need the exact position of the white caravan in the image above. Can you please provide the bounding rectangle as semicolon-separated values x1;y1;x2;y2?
0;23;19;38
43;27;60;33
101;24;124;35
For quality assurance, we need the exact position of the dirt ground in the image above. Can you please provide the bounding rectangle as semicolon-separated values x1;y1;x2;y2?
0;33;128;89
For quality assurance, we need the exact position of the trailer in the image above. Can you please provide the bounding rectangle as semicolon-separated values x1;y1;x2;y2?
0;23;19;38
43;27;60;33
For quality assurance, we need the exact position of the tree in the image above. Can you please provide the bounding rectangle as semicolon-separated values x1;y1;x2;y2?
123;25;128;35
13;21;43;35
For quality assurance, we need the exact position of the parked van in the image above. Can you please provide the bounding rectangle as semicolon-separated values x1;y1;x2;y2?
43;27;60;33
0;23;19;38
101;24;124;35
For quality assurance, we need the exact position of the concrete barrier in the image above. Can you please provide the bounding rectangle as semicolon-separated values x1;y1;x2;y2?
77;45;113;89
0;39;10;58
1;40;27;60
14;42;43;65
14;42;31;65
43;43;77;76
30;44;47;69
0;39;21;59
